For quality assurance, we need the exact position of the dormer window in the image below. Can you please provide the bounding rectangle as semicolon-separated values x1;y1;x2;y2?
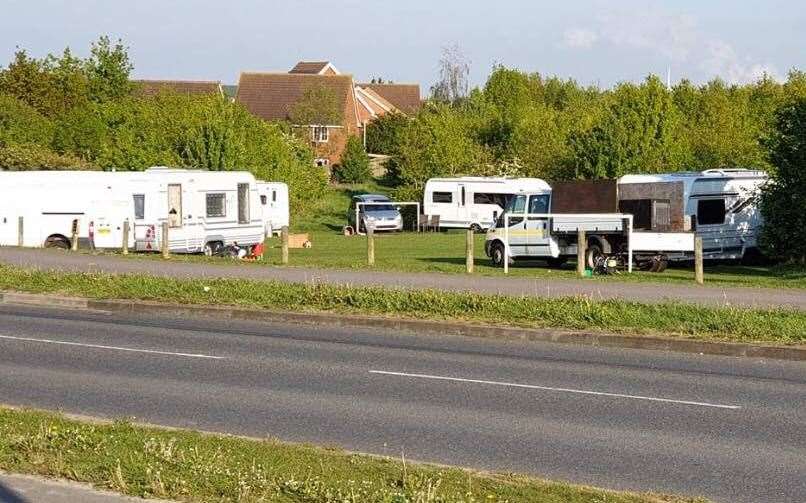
312;126;329;143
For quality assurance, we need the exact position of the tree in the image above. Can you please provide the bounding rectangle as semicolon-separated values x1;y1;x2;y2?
85;36;133;102
288;84;342;125
759;98;806;262
365;112;409;155
335;136;371;183
430;45;470;103
569;75;687;179
0;94;54;146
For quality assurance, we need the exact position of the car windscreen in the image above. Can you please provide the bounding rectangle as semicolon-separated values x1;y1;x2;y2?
364;203;395;212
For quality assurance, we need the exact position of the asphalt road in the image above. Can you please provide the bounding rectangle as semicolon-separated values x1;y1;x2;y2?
2;247;806;310
0;304;804;503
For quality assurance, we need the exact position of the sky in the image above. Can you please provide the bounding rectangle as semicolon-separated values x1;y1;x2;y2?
1;0;803;91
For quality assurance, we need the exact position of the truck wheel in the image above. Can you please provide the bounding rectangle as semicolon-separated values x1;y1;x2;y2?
585;244;604;270
490;242;511;268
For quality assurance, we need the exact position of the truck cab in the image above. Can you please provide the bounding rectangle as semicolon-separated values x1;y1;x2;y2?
485;191;562;267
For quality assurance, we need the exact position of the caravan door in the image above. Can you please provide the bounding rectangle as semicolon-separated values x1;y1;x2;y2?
167;184;183;228
456;183;468;226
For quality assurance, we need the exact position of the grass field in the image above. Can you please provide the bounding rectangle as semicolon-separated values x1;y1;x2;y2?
168;180;805;290
0;407;704;503
1;264;804;343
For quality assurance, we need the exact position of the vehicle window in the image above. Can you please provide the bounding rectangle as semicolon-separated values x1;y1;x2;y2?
206;193;226;218
432;191;452;203
133;194;145;220
507;195;527;214
260;195;267;205
272;190;277;203
528;195;550;214
460;186;466;206
697;199;726;225
474;192;507;207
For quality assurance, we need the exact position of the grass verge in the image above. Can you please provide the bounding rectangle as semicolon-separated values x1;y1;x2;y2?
0;407;704;503
1;265;804;343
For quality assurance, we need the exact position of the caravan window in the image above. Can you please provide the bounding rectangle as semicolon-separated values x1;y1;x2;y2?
272;190;277;202
206;193;226;217
260;195;267;205
432;191;452;203
473;193;507;207
133;194;145;220
237;183;250;224
697;199;726;225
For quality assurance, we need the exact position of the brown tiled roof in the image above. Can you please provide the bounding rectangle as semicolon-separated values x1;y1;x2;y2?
359;83;421;114
132;80;223;97
289;61;332;74
236;73;358;126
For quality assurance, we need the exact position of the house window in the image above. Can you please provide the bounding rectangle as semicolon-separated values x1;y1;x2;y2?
432;191;453;203
697;199;726;225
206;193;226;217
315;158;330;167
133;194;145;220
312;126;329;143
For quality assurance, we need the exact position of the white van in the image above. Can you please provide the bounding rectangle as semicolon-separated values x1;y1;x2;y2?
256;181;289;237
423;177;551;230
619;169;768;261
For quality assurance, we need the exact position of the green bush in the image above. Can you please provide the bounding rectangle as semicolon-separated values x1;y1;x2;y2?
334;135;371;183
0;94;54;146
0;143;96;171
760;98;806;262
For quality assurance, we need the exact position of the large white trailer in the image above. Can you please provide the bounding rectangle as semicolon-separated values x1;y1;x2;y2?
423;177;550;231
619;169;768;261
256;181;289;237
0;168;267;254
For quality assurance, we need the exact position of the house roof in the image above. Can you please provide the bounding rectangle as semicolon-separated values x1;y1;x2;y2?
236;73;358;126
289;61;340;75
358;83;421;114
355;86;399;124
132;80;223;97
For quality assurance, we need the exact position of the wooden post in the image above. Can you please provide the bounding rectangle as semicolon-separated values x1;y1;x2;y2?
17;216;23;247
577;229;587;277
466;228;474;273
122;220;130;255
161;221;170;259
367;225;375;266
70;219;79;251
694;236;704;285
281;226;289;265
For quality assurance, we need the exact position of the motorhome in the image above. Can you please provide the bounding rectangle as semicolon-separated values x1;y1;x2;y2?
618;169;768;261
0;171;135;250
256;181;289;237
0;168;266;255
423;177;551;231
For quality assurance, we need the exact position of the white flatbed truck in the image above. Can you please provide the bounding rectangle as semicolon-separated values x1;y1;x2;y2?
485;192;695;273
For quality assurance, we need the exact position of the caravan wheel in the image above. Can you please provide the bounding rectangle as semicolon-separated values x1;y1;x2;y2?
203;241;222;256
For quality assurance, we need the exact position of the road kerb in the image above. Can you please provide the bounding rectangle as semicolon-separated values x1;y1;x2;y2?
1;292;804;361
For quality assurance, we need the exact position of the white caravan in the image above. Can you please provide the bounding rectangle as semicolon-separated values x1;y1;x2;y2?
256;181;289;237
423;177;551;230
619;169;768;261
0;168;265;254
131;167;265;254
